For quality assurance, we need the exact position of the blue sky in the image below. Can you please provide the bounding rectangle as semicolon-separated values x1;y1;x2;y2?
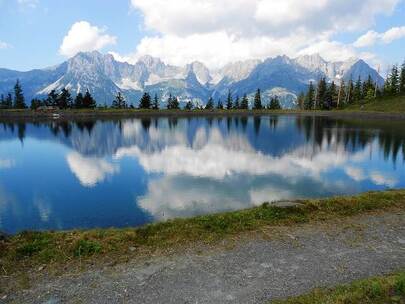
0;0;404;71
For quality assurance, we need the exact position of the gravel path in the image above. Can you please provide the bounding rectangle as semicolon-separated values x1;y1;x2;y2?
6;212;405;304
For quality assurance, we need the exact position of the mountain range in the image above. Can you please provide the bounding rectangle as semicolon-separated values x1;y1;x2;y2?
0;51;384;109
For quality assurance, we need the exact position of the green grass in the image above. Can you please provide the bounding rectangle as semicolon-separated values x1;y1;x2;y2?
343;95;405;113
272;271;405;304
1;190;404;276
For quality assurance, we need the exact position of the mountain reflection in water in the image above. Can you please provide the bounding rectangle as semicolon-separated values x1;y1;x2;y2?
0;115;404;233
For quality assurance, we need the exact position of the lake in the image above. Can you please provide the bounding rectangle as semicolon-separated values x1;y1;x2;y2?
1;115;404;234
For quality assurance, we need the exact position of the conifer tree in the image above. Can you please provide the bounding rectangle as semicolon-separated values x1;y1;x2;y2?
337;79;346;108
297;92;305;110
13;79;26;109
166;94;173;109
112;92;126;109
184;100;193;110
5;93;12;109
253;89;262;110
226;90;233;109
325;81;337;108
205;97;214;110
345;78;354;104
268;96;281;110
46;90;58;106
30;98;42;110
365;87;375;100
58;88;72;109
240;94;249;109
304;82;315;110
152;94;159;110
316;77;327;109
400;60;405;94
353;76;362;101
216;99;223;109
171;96;180;109
74;92;84;108
83;90;96;108
233;96;240;109
389;65;400;95
139;92;151;109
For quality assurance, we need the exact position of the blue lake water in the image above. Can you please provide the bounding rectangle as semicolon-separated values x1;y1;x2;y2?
0;115;404;234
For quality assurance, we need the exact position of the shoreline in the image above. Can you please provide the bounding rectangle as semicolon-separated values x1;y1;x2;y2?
1;108;405;121
1;190;404;274
1;190;404;302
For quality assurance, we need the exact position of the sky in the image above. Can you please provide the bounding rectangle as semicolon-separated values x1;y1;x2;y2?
0;0;404;72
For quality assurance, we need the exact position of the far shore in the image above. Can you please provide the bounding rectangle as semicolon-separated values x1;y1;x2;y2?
1;108;405;121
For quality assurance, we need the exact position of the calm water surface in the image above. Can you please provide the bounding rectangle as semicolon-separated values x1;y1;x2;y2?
1;115;404;234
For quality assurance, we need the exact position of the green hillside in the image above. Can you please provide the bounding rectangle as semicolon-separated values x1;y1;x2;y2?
343;95;405;112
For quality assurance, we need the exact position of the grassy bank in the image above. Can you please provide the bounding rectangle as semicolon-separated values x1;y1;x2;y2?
343;95;405;113
1;190;405;278
272;271;405;304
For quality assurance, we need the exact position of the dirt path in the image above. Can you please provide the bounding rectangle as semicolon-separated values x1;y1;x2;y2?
6;211;405;304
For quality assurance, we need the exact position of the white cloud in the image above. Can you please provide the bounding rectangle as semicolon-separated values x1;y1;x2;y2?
115;126;352;180
381;26;405;43
345;166;366;182
354;26;405;48
59;21;117;57
127;0;400;67
370;171;398;187
0;40;11;49
66;152;119;187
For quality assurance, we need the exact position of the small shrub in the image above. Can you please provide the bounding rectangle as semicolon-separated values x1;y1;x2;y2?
394;273;405;295
73;239;102;257
15;232;51;258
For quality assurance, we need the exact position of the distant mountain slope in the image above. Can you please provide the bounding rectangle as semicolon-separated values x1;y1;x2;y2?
0;51;384;108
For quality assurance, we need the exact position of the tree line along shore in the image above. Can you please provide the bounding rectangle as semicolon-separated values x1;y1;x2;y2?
0;61;404;112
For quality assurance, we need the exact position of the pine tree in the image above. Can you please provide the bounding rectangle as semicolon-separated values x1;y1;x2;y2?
240;94;249;109
226;90;233;110
74;93;84;108
46;90;58;106
268;96;281;110
337;79;346;108
5;93;13;109
361;75;375;99
13;79;26;109
353;76;362;102
112;92;126;109
30;98;43;110
205;97;214;110
233;96;240;109
152;94;159;110
325;81;337;109
166;94;173;109
216;99;223;109
184;100;193;110
390;65;400;95
316;77;327;109
83;90;96;108
297;92;305;110
365;88;375;100
253;89;262;110
345;78;354;104
400;60;405;94
171;96;180;109
139;92;151;109
58;88;72;109
304;82;315;110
